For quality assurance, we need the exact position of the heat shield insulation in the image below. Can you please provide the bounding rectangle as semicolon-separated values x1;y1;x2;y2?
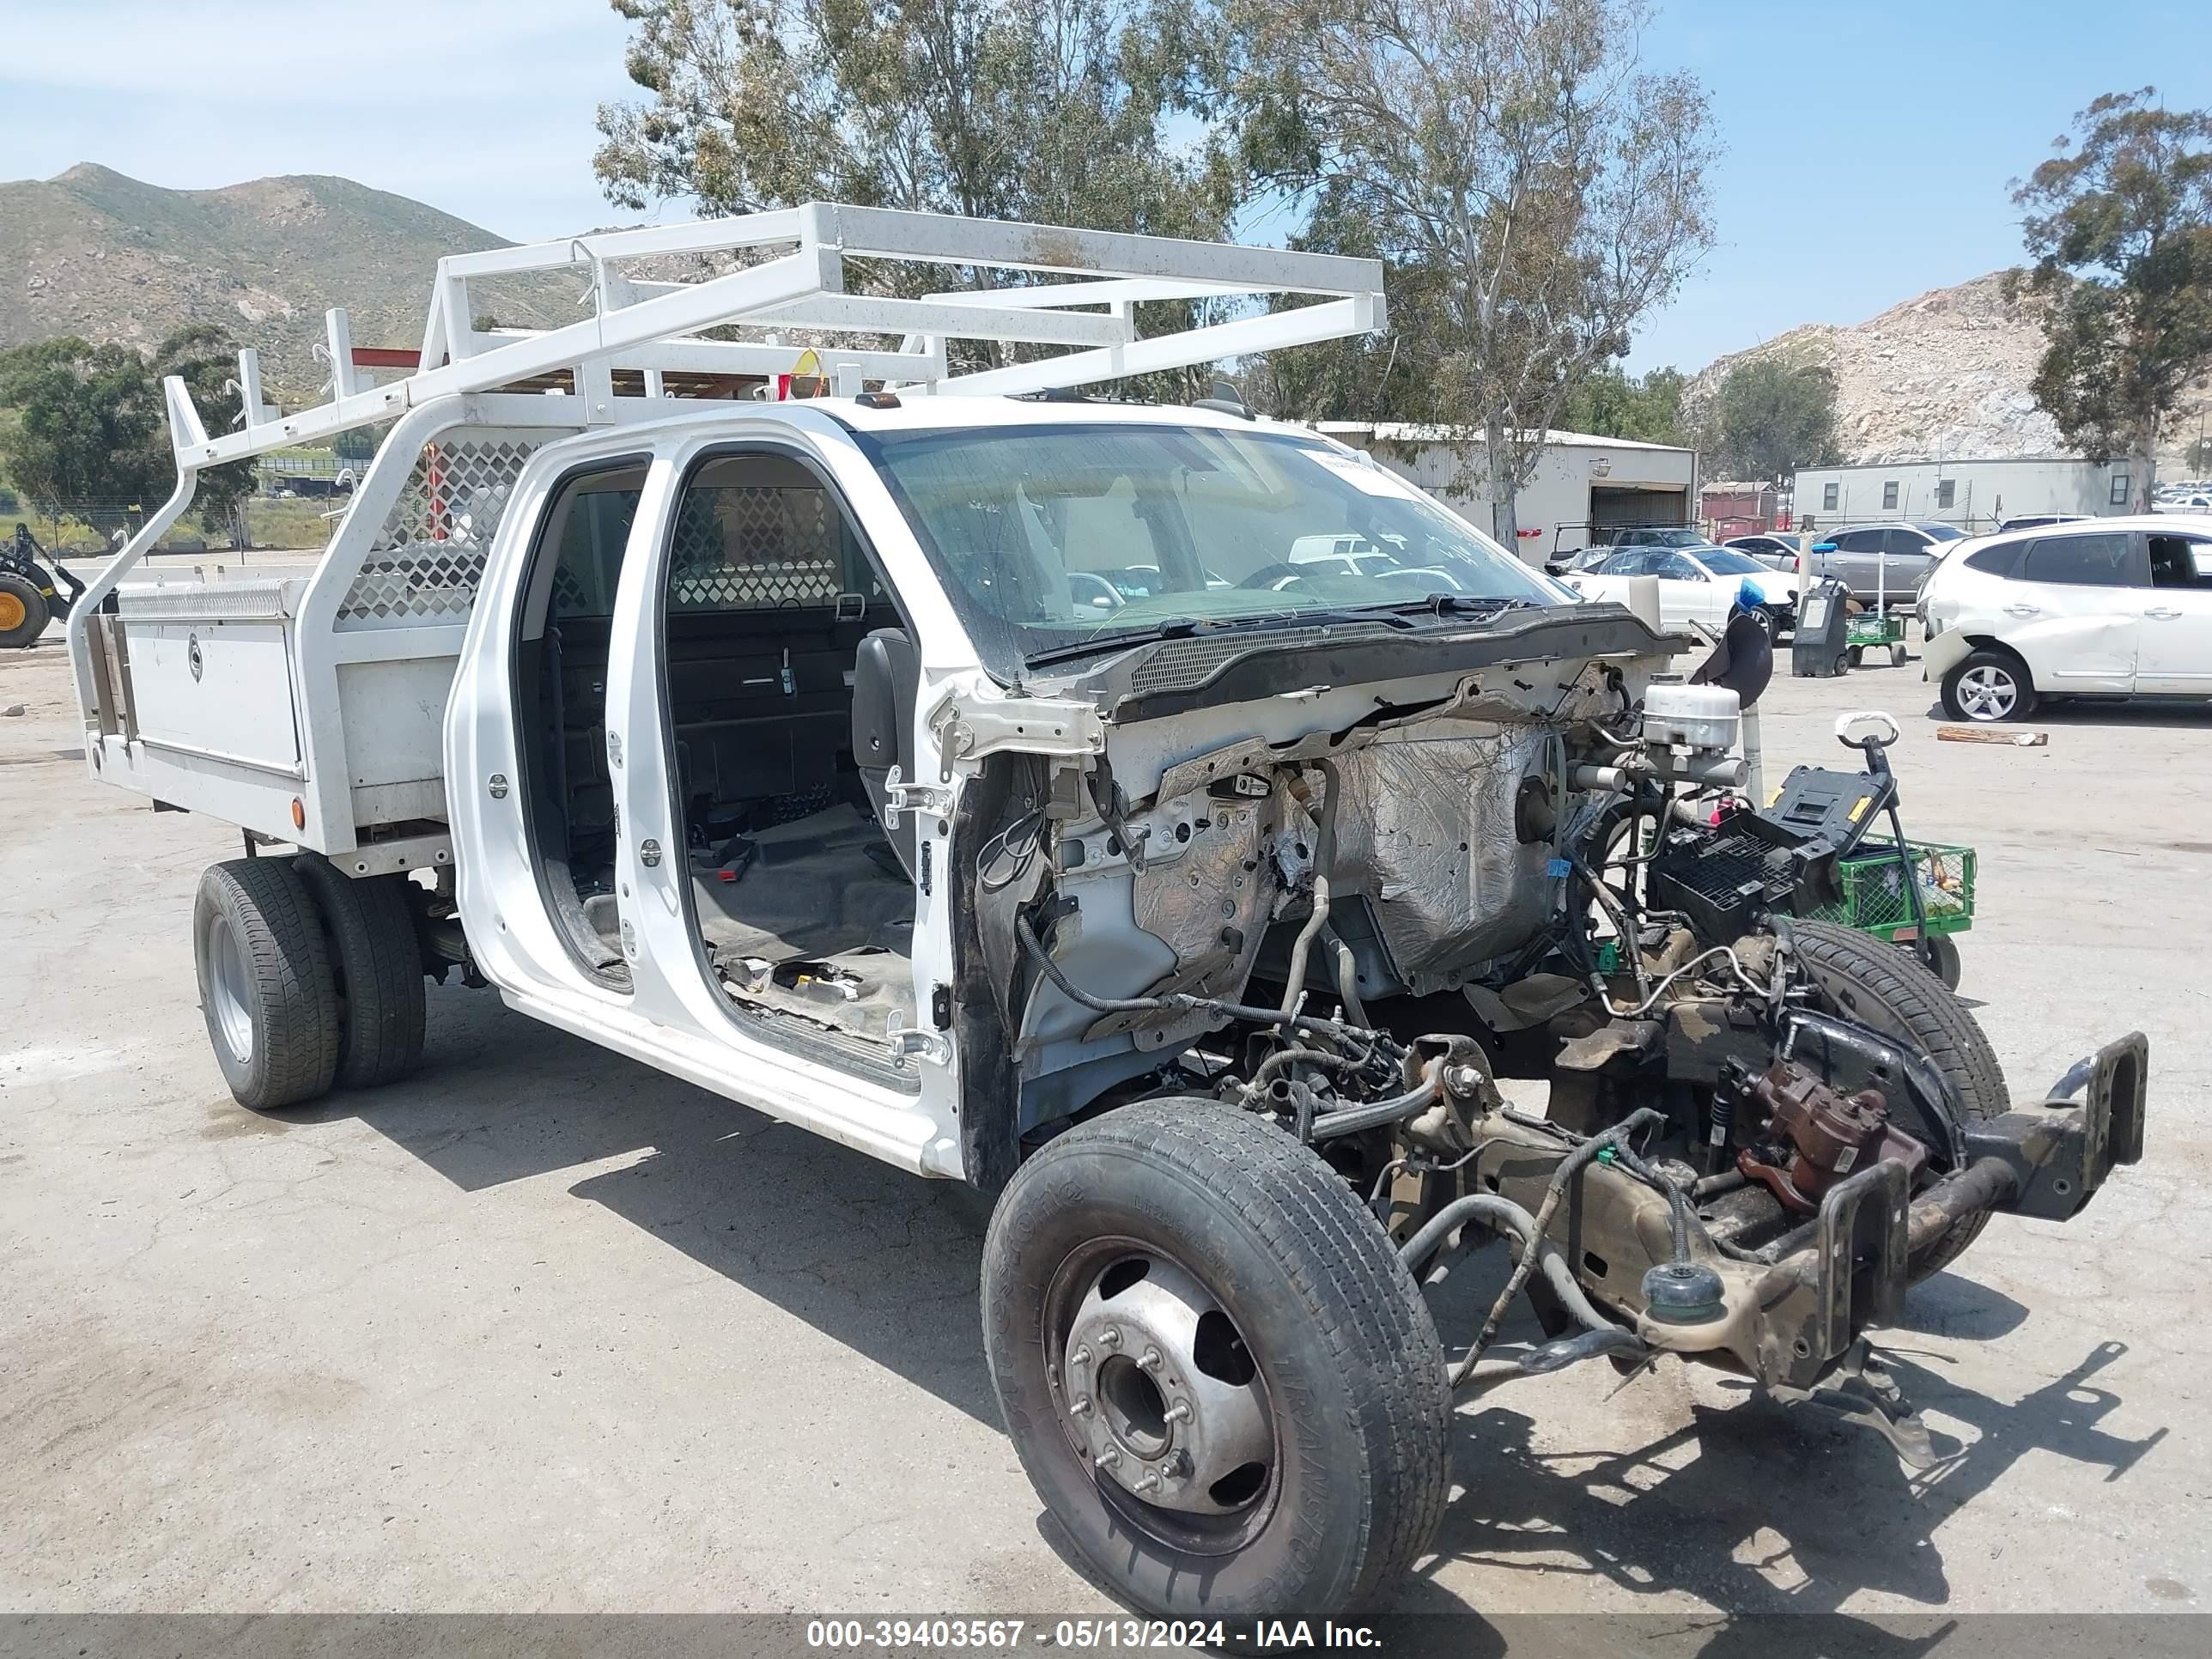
1328;726;1557;980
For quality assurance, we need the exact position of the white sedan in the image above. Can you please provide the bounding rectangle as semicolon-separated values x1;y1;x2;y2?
1562;544;1799;632
1920;514;2212;720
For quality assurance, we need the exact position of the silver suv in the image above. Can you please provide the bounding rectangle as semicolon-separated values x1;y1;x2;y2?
1808;522;1966;608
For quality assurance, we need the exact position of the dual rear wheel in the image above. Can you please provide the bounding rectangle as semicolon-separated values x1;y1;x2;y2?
192;854;426;1110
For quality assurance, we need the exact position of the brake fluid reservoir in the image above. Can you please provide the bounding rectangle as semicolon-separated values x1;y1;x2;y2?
1644;681;1741;752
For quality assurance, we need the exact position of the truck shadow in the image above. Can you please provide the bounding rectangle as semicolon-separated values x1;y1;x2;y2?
1394;1317;2166;1642
297;981;1002;1425
313;987;2168;1628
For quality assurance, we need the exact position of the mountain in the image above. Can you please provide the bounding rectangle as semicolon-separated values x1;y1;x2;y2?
1;164;572;398
1686;270;2212;471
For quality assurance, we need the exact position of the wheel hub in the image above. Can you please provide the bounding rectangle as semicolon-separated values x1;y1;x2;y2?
1958;665;2016;720
205;912;255;1065
1057;1255;1272;1516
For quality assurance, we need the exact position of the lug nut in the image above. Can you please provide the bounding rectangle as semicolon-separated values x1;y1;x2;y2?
1069;1395;1091;1416
1138;1347;1163;1371
1098;1326;1121;1350
1070;1345;1091;1368
1164;1401;1192;1425
1096;1448;1121;1471
1133;1471;1162;1493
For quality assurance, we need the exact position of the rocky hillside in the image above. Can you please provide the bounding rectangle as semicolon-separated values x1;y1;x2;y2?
1;165;571;398
1688;270;2211;471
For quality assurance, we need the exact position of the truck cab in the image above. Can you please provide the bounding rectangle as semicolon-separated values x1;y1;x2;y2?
446;394;1601;1188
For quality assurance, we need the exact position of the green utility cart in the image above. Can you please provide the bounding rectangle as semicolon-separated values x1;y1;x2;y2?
1804;838;1976;989
1845;609;1909;668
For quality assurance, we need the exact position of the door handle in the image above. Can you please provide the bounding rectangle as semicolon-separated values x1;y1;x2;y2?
2002;603;2041;618
2145;606;2184;620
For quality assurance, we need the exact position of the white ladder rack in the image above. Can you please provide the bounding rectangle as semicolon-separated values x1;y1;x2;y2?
169;201;1387;472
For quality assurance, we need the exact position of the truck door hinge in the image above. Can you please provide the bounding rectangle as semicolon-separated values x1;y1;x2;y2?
880;766;955;828
886;1027;951;1067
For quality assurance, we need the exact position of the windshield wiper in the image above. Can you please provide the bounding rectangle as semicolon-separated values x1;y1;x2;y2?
1021;607;1414;670
1364;593;1543;621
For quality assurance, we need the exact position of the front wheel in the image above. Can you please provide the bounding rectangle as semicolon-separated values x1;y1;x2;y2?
1942;648;2037;722
981;1100;1449;1620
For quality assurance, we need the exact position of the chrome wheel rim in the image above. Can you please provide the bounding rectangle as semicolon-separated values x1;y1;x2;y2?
1048;1243;1277;1553
1957;665;2018;720
206;913;255;1066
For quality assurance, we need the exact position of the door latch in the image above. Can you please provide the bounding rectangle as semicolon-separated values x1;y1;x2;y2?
886;1027;951;1066
639;838;663;867
880;765;955;828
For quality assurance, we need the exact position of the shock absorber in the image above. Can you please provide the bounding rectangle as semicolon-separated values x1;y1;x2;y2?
1706;1060;1747;1176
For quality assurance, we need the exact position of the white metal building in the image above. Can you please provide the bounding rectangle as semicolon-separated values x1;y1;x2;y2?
1792;455;2135;532
1316;423;1699;563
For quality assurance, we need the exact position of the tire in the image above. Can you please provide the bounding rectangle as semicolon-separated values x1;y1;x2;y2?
1942;647;2037;723
1848;645;1864;669
981;1099;1449;1620
1831;652;1850;677
193;859;341;1110
292;854;427;1089
1891;642;1911;668
0;572;49;649
1786;919;2007;1279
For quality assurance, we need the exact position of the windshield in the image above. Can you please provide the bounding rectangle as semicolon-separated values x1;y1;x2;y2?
1628;528;1706;548
1695;548;1766;575
853;422;1565;675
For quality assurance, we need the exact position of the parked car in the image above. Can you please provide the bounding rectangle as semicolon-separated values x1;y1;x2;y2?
1995;514;2090;533
1287;533;1408;579
1605;525;1710;550
1720;532;1801;572
1919;514;2212;720
2154;491;2212;514
1544;544;1615;575
1805;522;1966;609
1563;544;1798;633
1540;523;1709;574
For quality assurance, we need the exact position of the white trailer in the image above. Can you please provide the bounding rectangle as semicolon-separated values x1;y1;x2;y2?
66;203;2145;1625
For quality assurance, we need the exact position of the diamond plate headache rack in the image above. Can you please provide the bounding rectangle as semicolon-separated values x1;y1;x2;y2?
158;201;1389;474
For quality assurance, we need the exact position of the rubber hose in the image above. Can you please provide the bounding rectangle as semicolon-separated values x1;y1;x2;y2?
1325;928;1370;1029
1279;759;1343;1026
1455;1108;1666;1383
1397;1193;1625;1341
1307;1075;1441;1140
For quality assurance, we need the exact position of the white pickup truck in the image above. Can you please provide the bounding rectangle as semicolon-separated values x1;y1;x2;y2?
65;204;2146;1622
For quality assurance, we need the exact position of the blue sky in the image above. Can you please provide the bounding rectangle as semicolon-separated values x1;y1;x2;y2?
1627;0;2212;369
3;1;2208;372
